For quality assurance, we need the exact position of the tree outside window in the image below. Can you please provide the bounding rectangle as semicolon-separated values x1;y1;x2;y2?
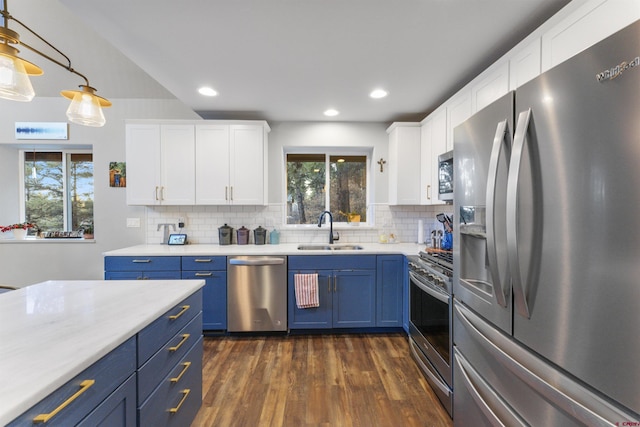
286;153;367;225
22;151;93;234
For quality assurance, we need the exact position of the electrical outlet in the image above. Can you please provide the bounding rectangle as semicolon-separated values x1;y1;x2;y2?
126;218;141;228
178;217;185;228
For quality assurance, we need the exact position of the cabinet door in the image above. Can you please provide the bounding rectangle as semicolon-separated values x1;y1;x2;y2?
446;90;472;151
420;119;445;206
376;255;403;327
126;124;161;205
229;125;265;205
471;62;509;113
509;38;541;90
388;124;421;205
160;124;195;205
288;270;332;329
333;270;375;328
77;375;136;427
182;270;227;330
195;124;230;204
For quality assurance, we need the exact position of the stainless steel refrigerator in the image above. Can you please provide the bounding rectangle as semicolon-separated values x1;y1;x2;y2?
453;20;640;425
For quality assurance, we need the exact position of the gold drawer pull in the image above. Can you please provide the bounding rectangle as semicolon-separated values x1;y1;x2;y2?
168;334;190;352
169;389;191;414
194;259;212;263
170;362;192;383
168;305;190;320
33;380;95;424
195;272;213;277
132;259;151;263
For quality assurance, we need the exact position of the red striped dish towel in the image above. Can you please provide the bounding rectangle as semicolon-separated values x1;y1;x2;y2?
294;273;320;309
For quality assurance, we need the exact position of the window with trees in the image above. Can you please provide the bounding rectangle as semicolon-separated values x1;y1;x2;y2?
21;150;94;235
286;153;368;225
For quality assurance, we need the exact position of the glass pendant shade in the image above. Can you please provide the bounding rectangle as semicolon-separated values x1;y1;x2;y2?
62;86;111;127
0;52;36;101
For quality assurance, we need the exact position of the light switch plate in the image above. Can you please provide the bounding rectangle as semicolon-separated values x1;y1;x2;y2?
126;218;141;228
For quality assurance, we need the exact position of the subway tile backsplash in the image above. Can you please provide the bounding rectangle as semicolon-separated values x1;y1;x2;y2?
145;204;454;245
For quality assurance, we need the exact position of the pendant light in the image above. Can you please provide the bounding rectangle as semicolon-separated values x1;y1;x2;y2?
0;0;111;126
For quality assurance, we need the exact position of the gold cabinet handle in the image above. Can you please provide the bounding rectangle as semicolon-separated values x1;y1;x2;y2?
33;380;95;424
170;362;192;383
168;333;190;352
169;389;191;414
194;259;212;263
230;186;233;201
155;186;159;201
333;275;337;293
195;272;213;277
132;259;151;263
168;305;190;320
225;186;228;201
427;184;431;200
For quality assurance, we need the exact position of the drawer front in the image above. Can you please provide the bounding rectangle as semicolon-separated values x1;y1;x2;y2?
77;374;136;427
182;256;226;271
137;290;203;366
105;256;181;272
138;312;202;403
288;255;376;270
8;338;136;427
139;336;203;427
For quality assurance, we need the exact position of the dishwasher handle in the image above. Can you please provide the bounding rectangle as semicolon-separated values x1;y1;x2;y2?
229;257;285;266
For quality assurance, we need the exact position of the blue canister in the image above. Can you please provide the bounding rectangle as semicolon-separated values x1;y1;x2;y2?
269;228;280;244
441;231;453;250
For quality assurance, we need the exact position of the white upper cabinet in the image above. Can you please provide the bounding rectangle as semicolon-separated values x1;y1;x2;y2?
195;124;230;204
387;123;421;205
127;120;269;206
471;62;510;114
509;38;541;90
228;125;268;205
541;0;640;71
420;116;445;206
445;89;472;151
125;123;195;205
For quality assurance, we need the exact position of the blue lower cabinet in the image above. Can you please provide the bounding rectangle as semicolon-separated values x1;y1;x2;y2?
104;256;181;280
288;256;376;329
139;336;203;427
376;255;404;327
181;256;227;331
77;374;137;427
8;338;136;427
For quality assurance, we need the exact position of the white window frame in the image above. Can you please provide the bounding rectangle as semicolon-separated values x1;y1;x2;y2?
283;147;373;227
18;148;93;231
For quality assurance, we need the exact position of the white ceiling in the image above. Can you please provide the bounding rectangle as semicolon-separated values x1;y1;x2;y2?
9;0;572;123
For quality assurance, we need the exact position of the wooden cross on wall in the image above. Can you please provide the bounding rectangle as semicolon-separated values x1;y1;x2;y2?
377;158;386;172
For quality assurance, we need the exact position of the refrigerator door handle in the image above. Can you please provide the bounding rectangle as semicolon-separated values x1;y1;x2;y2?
455;302;635;425
454;348;527;427
507;109;532;319
486;119;511;308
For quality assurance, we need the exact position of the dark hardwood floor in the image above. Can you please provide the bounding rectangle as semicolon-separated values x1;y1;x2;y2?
192;333;453;427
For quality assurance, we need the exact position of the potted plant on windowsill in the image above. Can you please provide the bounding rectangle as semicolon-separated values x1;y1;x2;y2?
1;222;36;240
80;220;94;239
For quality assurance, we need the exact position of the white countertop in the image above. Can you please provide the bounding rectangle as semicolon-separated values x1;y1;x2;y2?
0;279;205;425
103;242;426;257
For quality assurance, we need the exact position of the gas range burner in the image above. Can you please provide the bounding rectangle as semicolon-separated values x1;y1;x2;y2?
420;249;453;272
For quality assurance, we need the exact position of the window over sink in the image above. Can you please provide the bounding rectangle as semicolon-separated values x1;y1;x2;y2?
285;152;369;225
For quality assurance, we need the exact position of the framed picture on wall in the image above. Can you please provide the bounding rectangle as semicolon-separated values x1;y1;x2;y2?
109;162;126;187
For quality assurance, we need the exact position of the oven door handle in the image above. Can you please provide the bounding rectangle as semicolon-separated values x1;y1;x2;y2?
410;272;450;304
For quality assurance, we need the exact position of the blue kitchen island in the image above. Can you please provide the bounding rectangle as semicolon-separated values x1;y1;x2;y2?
0;279;204;426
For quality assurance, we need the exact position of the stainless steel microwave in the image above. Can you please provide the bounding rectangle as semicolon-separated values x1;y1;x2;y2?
438;150;453;201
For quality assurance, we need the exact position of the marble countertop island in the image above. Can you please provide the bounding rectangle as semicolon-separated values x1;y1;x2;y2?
0;279;204;425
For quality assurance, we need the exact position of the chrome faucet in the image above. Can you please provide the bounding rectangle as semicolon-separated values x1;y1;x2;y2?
318;211;339;244
157;223;175;244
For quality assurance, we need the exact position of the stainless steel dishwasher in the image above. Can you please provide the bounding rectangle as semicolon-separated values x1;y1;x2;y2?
227;256;287;332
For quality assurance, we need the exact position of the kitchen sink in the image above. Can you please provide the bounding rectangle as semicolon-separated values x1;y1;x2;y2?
297;244;364;251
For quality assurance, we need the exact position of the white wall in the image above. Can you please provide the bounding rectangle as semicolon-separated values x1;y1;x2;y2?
0;97;199;287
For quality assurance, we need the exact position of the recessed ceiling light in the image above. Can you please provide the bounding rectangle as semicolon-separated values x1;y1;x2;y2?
370;89;388;99
324;108;339;117
198;87;218;96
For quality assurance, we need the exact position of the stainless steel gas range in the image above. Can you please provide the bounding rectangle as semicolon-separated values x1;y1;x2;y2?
407;250;453;417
